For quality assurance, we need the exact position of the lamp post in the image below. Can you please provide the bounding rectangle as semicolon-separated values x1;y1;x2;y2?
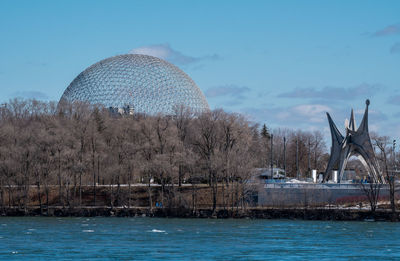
296;138;299;180
393;139;396;172
270;134;274;178
283;136;286;178
308;138;311;178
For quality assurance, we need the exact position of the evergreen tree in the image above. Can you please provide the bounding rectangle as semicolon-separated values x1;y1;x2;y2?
261;123;270;139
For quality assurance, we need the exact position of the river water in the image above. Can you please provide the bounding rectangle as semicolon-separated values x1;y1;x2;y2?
0;217;398;260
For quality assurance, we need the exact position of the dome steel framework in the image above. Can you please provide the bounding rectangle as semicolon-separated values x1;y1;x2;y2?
60;54;209;115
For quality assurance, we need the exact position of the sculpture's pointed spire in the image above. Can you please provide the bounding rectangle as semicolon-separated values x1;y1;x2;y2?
327;112;344;144
349;108;356;131
324;100;384;184
324;112;344;182
357;99;369;133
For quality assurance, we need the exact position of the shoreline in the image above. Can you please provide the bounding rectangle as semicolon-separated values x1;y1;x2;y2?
1;207;398;221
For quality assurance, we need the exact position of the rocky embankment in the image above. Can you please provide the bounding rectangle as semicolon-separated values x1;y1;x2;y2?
1;207;399;221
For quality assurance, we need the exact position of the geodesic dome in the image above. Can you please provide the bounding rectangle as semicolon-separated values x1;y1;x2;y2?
60;54;209;114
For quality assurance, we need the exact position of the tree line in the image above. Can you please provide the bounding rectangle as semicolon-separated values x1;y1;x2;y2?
0;99;329;212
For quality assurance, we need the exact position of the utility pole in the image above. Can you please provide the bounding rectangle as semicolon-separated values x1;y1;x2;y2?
314;136;318;170
308;138;311;178
296;138;299;180
283;136;286;178
270;134;274;178
393;139;397;171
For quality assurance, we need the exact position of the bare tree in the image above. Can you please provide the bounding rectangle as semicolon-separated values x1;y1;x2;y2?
373;135;397;220
0;98;341;215
360;179;382;216
192;110;222;214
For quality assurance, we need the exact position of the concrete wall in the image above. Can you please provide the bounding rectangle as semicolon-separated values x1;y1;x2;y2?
258;183;392;207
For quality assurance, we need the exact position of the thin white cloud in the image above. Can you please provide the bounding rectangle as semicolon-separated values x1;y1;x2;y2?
129;43;220;66
12;91;49;100
242;103;332;127
205;85;250;98
130;45;172;60
387;95;400;105
372;23;400;37
276;104;332;123
240;99;390;141
205;85;251;106
278;83;382;100
390;42;400;54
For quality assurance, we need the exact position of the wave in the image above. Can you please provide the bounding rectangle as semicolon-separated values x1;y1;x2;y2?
148;229;166;233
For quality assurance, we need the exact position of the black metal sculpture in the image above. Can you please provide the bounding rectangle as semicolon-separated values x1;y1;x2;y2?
324;100;384;183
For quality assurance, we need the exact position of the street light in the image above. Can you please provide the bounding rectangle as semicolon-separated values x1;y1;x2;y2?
393;139;397;171
283;137;286;178
270;134;274;178
296;138;299;180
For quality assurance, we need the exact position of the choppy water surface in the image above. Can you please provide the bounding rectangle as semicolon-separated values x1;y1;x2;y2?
0;217;399;260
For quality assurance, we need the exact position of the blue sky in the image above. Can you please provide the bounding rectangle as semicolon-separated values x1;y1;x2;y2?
0;0;399;139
